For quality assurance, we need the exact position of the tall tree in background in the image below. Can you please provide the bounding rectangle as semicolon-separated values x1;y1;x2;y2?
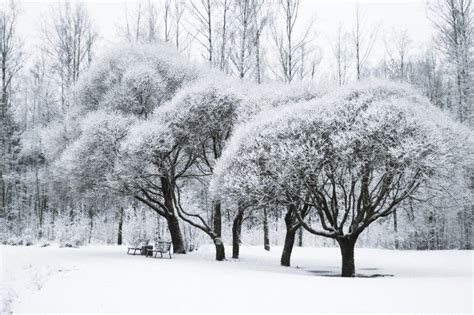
231;0;255;79
331;23;351;86
216;0;232;72
190;0;214;64
173;0;192;51
410;46;447;109
0;0;22;238
163;0;172;42
351;3;378;80
272;0;314;83
383;28;412;82
42;1;97;115
120;0;159;43
251;0;267;84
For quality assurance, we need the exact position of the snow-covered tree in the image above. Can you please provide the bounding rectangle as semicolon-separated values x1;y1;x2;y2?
45;43;199;251
116;75;243;260
213;80;471;276
116;115;190;253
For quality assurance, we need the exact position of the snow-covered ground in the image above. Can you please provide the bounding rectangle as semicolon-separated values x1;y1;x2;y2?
1;244;472;314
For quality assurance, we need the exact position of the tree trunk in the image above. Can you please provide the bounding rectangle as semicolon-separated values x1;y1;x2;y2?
281;207;299;266
117;207;124;245
232;208;244;259
167;215;186;253
213;200;222;238
214;237;225;261
337;237;356;277
297;227;303;247
281;228;297;266
393;209;399;249
38;196;45;239
88;213;93;244
263;207;270;251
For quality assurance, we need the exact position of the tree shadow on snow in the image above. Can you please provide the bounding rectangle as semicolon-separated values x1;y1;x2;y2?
307;268;394;278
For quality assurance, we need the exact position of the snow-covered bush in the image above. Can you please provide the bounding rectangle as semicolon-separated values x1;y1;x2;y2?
237;80;328;123
163;75;243;164
213;80;471;276
72;43;198;117
57;111;132;196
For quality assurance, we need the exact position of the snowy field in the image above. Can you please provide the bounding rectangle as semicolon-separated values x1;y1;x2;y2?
1;244;472;314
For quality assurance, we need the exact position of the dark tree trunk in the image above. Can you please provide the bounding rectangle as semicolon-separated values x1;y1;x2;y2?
38;197;44;239
337;237;356;277
281;228;297;266
232;208;244;259
88;215;93;244
167;215;186;253
281;207;299;266
263;207;270;251
160;176;186;253
213;200;222;238
214;237;225;261
393;209;399;249
297;227;303;247
117;207;124;245
88;207;94;244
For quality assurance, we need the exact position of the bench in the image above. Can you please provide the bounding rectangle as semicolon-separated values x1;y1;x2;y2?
146;241;172;259
127;239;150;255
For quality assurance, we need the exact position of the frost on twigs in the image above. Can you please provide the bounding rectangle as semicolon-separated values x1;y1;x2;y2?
213;80;470;238
71;43;198;117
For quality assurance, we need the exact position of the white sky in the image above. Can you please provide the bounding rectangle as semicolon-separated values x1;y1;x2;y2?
16;0;434;74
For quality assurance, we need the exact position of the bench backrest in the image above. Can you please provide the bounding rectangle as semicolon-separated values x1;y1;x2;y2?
133;238;150;247
156;241;171;252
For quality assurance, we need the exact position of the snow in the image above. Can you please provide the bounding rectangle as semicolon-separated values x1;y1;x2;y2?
1;244;472;313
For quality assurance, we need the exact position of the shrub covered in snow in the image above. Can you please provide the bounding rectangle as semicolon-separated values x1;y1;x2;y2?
72;43;198;117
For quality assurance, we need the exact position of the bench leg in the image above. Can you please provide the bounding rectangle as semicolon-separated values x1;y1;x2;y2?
169;251;172;259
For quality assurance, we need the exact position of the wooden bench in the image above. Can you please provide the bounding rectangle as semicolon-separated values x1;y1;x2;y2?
146;241;172;259
127;239;150;255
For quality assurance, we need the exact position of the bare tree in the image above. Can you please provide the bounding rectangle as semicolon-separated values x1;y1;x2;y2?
173;0;186;49
217;0;233;72
331;22;352;86
351;3;378;80
272;0;314;83
120;0;159;43
251;0;267;83
164;0;172;42
383;28;412;81
171;0;195;52
122;1;144;42
147;0;159;42
42;1;97;114
190;0;214;63
231;0;255;79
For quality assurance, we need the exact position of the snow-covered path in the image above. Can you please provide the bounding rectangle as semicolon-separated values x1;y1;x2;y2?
1;245;472;313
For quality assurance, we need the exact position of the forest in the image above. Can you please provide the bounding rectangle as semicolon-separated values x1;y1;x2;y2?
0;0;472;282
